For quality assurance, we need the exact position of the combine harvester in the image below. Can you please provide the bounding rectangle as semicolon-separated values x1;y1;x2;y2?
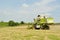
28;15;54;30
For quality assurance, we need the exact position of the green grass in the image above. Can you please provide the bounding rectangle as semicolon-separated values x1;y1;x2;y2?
0;22;8;27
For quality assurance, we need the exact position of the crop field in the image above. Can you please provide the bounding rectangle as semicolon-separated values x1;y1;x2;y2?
0;25;60;40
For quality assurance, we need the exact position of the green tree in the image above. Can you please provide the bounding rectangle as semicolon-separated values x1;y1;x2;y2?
20;21;25;24
8;20;15;26
15;22;19;26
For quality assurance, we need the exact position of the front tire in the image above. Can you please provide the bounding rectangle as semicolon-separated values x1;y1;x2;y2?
34;24;40;30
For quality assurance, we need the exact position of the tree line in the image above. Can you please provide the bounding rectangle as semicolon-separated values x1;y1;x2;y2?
0;20;25;26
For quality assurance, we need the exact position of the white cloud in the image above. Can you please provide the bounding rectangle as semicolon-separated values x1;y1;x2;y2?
22;3;29;8
34;0;56;6
40;0;56;5
1;0;58;16
29;0;56;15
20;0;56;15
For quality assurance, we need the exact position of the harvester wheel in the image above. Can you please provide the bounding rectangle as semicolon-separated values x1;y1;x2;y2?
45;25;50;30
34;24;40;30
41;24;50;30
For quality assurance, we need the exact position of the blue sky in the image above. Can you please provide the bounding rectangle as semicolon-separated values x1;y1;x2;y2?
0;0;60;23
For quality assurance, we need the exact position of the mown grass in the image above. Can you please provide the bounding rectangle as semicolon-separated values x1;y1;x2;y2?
0;25;60;40
48;34;60;40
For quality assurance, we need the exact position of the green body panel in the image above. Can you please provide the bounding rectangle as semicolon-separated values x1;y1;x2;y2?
34;17;54;24
47;17;54;23
34;18;47;24
40;18;47;24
